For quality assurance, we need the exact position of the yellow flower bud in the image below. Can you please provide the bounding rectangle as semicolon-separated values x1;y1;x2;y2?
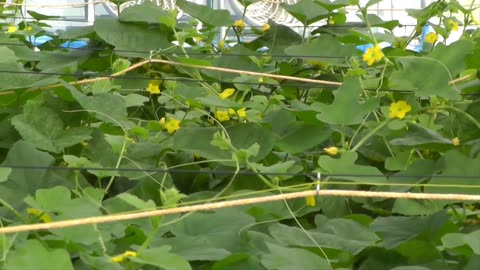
324;146;339;156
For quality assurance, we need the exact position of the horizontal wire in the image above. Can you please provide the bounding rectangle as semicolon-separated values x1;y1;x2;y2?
0;69;477;95
2;189;480;234
0;164;479;180
2;16;423;28
0;41;357;59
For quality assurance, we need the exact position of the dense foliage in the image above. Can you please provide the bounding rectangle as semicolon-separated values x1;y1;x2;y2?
1;0;480;269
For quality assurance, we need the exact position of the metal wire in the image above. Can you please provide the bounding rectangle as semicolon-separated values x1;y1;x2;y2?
0;164;479;180
0;69;478;96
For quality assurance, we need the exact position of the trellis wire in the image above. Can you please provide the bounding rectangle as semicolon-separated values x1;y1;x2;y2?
1;189;480;234
0;57;476;97
1;164;480;180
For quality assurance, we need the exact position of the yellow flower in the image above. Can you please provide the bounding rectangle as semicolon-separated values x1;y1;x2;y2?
165;118;181;134
324;146;339;156
219;40;225;49
215;110;230;122
362;44;384;66
146;80;161;94
111;251;137;263
228;108;236;115
219;88;235;99
261;23;270;32
258;77;264;83
159;117;166;126
26;208;52;223
233;19;246;30
425;32;438;44
305;196;316;207
194;36;203;43
6;26;17;33
389;101;412;119
452;137;460;146
24;26;33;31
236;108;247;118
448;19;459;31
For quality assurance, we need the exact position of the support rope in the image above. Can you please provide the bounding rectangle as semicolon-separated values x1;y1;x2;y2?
1;189;479;234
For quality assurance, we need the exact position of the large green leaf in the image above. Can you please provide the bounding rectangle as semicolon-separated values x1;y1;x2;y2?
11;101;92;153
318;151;386;183
0;141;61;211
281;0;329;25
285;35;360;66
94;18;175;58
370;211;450;249
172;123;274;162
314;77;379;125
261;243;330;270
69;86;128;126
119;1;170;24
389;122;453;147
27;186;105;246
131;246;192;270
390;57;461;100
427;40;473;77
442;230;480;255
4;240;74;270
0;46;60;91
244;20;302;55
168;209;255;251
426;151;480;194
268;218;379;254
176;0;233;27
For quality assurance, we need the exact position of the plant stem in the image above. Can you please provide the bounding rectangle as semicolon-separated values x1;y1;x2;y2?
427;105;480;129
351;119;391;152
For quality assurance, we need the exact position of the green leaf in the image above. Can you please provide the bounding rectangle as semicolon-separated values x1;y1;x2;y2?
162;236;231;261
364;0;383;8
275;123;332;154
389;122;453;147
11;101;92;153
370;211;450;249
63;155;119;177
392;199;446;216
131;246;192;270
314;77;379;125
285;35;360;66
0;167;11;182
5;240;74;270
119;1;171;24
261;243;330;270
27;10;61;20
390;57;461;100
176;0;233;27
245;20;302;55
69;86;128;126
94;18;175;58
91;80;115;95
28;186;104;246
281;0;329;25
169;209;255;251
426;151;480;194
0;141;59;210
427;40;473;77
318;151;386;183
365;14;399;30
442;230;480;255
0;46;60;91
172;123;274;162
269;219;379;255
